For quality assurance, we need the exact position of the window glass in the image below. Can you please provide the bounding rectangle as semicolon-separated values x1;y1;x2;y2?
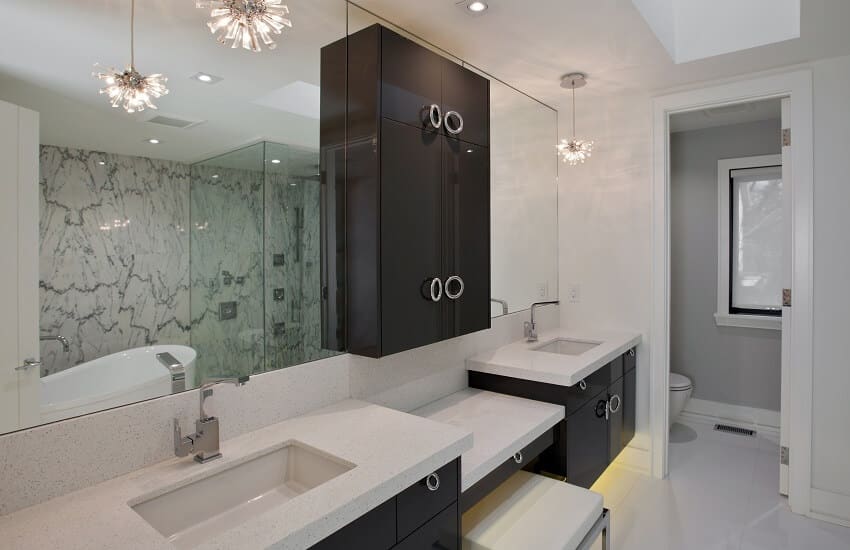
730;166;783;314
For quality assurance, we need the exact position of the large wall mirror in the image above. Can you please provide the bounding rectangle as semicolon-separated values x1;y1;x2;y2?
0;0;557;434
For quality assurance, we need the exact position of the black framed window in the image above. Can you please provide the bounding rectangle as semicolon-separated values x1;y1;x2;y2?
729;165;783;316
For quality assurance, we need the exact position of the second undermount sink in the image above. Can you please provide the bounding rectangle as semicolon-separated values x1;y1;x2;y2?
131;442;354;549
534;338;601;356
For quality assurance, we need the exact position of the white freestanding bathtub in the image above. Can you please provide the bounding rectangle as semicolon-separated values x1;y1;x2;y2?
40;345;196;423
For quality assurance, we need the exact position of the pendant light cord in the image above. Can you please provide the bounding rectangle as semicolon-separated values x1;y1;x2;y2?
130;0;135;68
571;85;576;139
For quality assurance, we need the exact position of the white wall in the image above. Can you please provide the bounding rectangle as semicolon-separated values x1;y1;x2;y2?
558;92;653;454
670;120;782;411
560;55;850;522
810;54;850;513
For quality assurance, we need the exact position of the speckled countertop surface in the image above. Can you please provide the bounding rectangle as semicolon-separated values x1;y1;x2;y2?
413;389;564;491
0;400;472;550
467;328;641;387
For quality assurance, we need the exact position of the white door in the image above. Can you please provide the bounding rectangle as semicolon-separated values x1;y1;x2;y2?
0;99;40;433
779;97;792;496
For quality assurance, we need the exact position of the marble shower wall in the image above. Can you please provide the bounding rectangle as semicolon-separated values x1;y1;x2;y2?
263;145;337;370
189;159;265;382
38;146;191;375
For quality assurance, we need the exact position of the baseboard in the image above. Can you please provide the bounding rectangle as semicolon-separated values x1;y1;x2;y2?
810;488;850;527
678;397;780;442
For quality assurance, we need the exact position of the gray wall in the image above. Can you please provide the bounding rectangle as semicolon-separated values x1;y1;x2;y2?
670;119;782;411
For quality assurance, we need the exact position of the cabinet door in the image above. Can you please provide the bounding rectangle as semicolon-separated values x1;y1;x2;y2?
380;119;443;356
443;138;490;338
442;60;489;147
565;391;610;489
381;27;444;131
622;367;636;450
608;377;624;462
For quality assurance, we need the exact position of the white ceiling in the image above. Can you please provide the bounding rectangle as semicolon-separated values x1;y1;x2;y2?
669;98;782;133
2;0;849;163
0;0;348;163
353;0;850;110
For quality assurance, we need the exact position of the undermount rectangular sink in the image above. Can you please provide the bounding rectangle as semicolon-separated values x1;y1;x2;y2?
534;338;601;356
131;442;354;549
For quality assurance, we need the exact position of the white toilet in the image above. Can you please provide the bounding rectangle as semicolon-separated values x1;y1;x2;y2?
669;372;693;428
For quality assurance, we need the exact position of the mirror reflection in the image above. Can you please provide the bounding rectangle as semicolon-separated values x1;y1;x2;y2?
1;0;558;434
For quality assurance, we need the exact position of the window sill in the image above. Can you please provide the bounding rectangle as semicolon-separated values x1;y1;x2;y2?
714;312;781;330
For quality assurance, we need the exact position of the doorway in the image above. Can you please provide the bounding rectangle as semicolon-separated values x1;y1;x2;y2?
667;97;786;492
650;71;814;516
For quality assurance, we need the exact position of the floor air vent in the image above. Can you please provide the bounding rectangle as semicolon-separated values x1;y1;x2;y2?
714;424;756;437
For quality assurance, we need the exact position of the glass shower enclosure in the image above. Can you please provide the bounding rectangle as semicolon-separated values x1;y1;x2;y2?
189;141;337;384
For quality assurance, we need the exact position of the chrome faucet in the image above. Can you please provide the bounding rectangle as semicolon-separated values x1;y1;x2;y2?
490;298;509;315
174;376;250;463
524;301;560;343
40;334;70;352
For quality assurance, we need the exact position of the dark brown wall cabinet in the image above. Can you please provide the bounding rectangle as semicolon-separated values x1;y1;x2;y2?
469;348;638;488
321;24;491;358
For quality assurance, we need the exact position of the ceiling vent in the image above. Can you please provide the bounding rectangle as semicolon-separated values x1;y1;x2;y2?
145;115;204;129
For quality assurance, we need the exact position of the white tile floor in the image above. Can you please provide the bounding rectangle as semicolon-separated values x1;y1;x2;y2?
589;421;850;550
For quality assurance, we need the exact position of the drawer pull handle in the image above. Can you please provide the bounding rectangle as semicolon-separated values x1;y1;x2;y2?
426;472;441;491
513;451;523;464
444;110;464;135
609;394;622;414
579;379;587;391
427;104;443;129
628;348;636;357
429;277;443;302
445;275;465;300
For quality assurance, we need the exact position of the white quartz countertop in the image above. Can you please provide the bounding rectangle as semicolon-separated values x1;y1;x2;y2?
467;327;642;387
413;389;564;491
0;400;472;550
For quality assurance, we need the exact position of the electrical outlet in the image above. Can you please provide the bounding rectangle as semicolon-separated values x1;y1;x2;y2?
568;284;581;303
536;282;549;299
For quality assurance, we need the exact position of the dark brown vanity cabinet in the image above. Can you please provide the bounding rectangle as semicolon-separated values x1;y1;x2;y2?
310;459;461;550
321;24;491;358
469;348;637;489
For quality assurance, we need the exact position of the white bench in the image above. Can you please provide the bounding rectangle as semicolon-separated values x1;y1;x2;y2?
462;470;609;550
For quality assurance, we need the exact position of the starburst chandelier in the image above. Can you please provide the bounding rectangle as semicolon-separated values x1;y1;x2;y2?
557;73;594;166
197;0;292;52
93;0;168;113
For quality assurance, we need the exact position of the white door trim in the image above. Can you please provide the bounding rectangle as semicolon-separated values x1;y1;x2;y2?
650;70;814;517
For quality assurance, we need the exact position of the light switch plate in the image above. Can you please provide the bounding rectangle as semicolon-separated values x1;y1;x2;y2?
536;282;549;299
568;284;581;303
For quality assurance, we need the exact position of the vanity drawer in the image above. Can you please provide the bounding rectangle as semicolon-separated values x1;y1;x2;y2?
461;427;555;512
396;502;459;550
310;497;396;550
397;458;460;541
624;347;636;374
468;369;608;417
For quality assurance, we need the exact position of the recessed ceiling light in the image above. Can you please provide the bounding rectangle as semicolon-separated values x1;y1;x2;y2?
211;174;219;179
97;160;106;165
466;148;474;153
190;72;223;85
146;138;161;144
271;159;281;164
466;1;488;13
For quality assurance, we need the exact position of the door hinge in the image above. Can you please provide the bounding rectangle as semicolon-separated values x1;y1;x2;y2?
782;128;791;147
783;288;792;307
780;446;790;466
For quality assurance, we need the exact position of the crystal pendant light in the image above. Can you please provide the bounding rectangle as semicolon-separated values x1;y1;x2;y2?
197;0;292;52
557;73;594;166
93;0;168;113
